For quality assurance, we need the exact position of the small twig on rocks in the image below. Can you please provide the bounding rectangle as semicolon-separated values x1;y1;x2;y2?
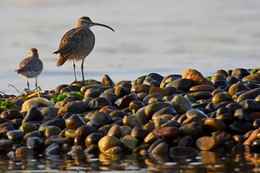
8;84;22;95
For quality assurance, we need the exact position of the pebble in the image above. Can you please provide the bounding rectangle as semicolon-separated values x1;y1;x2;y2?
0;68;259;160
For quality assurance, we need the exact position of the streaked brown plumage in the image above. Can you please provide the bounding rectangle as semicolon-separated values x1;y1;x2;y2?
16;48;43;89
54;16;114;83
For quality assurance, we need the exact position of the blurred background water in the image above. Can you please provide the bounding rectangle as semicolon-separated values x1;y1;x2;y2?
0;0;260;94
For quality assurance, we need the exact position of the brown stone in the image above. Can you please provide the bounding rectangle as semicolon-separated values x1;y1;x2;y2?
182;69;212;85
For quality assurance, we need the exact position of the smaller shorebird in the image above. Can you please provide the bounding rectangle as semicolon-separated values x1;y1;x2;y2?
54;16;114;84
15;48;43;89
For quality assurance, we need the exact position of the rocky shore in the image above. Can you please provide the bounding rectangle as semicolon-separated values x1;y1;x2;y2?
0;68;260;160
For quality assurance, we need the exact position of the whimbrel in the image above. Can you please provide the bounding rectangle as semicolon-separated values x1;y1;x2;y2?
54;16;114;84
15;48;43;89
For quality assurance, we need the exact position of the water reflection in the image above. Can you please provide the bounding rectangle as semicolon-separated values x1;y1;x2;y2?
1;151;260;172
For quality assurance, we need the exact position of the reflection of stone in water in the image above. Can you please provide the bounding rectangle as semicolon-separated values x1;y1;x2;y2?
201;151;217;164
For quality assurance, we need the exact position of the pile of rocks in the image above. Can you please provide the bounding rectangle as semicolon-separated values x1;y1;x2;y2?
0;68;259;159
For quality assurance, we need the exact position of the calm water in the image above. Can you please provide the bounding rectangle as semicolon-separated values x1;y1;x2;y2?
0;0;260;94
1;151;260;172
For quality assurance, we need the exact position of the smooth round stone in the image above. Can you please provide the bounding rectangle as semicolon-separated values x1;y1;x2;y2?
216;107;231;115
64;129;76;139
229;122;253;135
216;113;234;125
23;131;41;142
188;91;212;100
107;124;122;138
98;135;120;152
19;122;38;133
7;130;24;141
68;145;85;157
143;122;155;132
226;102;243;114
152;114;174;121
144;132;159;144
161;74;182;86
81;84;102;93
40;107;59;118
178;135;194;147
102;74;114;87
146;73;164;83
204;118;228;131
21;97;54;113
0;122;15;136
143;78;160;87
88;112;112;128
45;137;69;146
143;93;163;105
182;69;212;85
44;143;60;156
129;100;145;112
253;119;260;129
75;125;96;139
243;73;260;82
39;118;66;132
99;105;117;114
213;80;230;89
166;78;192;91
240;99;260;112
109;110;127;121
212;131;232;146
152;107;177;119
15;146;35;157
228;82;251;96
85;133;103;147
99;92;118;103
148;139;169;154
153;126;180;140
216;69;229;77
58;101;88;115
26;136;44;150
211;73;227;83
135;108;148;123
65;114;86;130
131;127;148;141
114;86;130;97
131;84;151;93
186;109;207;119
212;93;232;104
233;135;246;143
123;115;142;127
121;135;139;150
84;89;101;98
171;95;192;114
231;68;250;78
88;97;112;110
149;87;169;96
22;107;44;123
179;122;204;138
0;109;21;120
196;136;216;151
0;139;14;147
43;126;61;138
234;108;254;123
189;85;215;92
114;93;138;109
236;88;260;102
170;147;198;159
120;126;132;137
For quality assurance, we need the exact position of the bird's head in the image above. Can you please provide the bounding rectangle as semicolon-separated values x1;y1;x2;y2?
29;48;38;57
77;16;114;32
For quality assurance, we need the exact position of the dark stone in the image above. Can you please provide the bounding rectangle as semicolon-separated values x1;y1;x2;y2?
22;107;44;123
26;136;44;150
178;135;194;147
88;97;112;110
88;112;112;128
170;147;198;159
45;143;60;156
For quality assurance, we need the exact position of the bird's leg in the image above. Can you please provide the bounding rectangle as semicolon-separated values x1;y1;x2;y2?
81;59;85;84
26;78;30;90
35;77;38;89
72;59;77;82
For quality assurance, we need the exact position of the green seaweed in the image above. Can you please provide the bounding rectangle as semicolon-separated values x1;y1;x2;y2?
0;100;14;113
51;91;84;102
250;68;260;74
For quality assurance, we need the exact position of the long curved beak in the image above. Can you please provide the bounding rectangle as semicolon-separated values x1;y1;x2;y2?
91;22;114;32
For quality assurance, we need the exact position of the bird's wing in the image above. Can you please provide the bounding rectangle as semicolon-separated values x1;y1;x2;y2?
53;28;86;56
